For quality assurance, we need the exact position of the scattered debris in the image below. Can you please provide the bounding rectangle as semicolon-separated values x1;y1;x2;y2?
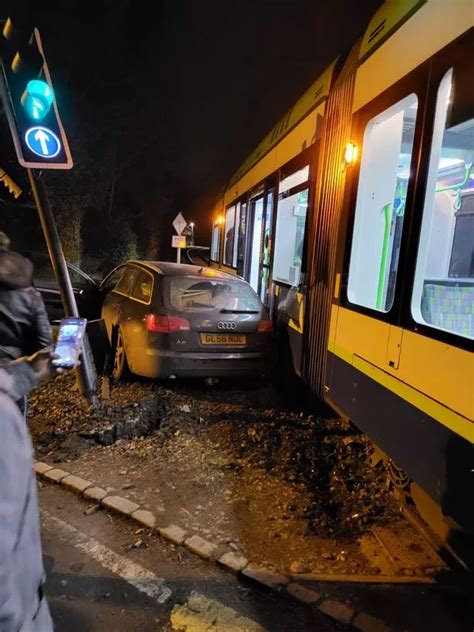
289;561;311;574
30;376;400;574
84;504;100;516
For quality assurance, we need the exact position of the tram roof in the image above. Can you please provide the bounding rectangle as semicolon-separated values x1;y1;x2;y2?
227;0;426;190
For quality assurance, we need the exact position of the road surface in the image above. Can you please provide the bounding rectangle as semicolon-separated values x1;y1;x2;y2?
39;483;340;631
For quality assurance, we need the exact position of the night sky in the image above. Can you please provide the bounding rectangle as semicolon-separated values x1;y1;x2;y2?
1;0;381;255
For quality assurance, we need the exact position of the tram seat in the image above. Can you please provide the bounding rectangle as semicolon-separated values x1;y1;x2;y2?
421;281;474;339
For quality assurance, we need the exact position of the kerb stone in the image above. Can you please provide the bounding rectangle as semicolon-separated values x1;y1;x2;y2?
185;535;219;560
159;525;187;545
353;612;391;632
131;509;157;529
62;475;93;494
241;564;288;590
83;487;108;502
286;583;321;604
34;462;53;475
218;551;248;572
102;495;139;516
43;468;70;483
318;599;354;625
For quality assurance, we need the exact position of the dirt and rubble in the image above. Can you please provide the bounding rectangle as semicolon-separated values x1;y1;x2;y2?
29;374;412;576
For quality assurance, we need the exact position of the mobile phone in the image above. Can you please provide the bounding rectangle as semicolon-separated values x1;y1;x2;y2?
52;317;87;368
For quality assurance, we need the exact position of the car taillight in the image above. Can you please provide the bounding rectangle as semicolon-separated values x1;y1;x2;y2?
145;314;190;333
257;319;273;333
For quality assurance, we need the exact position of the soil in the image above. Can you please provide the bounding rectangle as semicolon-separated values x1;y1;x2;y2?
29;374;405;576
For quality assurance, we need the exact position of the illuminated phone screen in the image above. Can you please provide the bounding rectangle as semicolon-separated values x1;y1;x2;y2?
53;318;87;368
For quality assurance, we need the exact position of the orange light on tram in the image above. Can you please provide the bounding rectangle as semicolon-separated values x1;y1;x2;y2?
344;142;358;167
216;214;225;225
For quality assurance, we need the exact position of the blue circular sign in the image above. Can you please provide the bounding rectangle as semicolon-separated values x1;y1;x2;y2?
25;126;61;159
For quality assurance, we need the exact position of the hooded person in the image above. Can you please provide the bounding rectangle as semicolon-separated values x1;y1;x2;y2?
0;231;53;362
0;349;58;632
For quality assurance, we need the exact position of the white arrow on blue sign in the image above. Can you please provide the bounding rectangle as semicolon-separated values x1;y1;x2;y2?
24;126;62;159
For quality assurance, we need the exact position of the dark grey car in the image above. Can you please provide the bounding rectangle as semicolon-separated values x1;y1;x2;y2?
101;261;274;380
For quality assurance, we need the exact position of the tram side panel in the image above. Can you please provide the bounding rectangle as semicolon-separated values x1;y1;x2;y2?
324;24;474;538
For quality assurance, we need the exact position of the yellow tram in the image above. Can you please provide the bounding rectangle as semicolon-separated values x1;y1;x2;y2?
207;0;473;556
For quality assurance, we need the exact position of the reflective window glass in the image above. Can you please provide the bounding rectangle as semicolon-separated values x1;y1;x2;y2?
115;266;140;296
236;202;247;276
211;223;220;261
348;94;418;311
273;188;308;286
131;270;153;303
224;205;236;265
279;165;309;194
411;69;473;339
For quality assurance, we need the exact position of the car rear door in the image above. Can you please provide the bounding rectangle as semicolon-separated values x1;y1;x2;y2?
101;265;138;340
119;268;155;373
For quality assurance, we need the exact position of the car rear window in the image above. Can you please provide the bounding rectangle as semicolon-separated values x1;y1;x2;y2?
166;276;261;313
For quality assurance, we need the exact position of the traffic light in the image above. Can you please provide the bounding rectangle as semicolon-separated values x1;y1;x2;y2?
0;17;72;169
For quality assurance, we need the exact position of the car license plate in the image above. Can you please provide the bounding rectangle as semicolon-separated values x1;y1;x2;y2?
200;333;246;345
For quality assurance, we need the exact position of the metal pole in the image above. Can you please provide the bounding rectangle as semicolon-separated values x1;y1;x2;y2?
177;246;181;264
27;168;99;408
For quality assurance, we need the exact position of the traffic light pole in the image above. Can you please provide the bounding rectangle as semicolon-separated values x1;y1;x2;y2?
27;168;99;408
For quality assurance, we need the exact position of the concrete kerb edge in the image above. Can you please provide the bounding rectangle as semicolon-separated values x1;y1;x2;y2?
34;461;392;631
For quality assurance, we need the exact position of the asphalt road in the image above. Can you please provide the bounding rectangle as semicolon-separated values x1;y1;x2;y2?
39;484;340;632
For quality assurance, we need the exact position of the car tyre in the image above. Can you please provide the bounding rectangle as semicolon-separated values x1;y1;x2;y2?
112;328;130;380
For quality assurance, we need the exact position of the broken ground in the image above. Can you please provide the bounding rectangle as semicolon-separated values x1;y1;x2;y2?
29;374;403;575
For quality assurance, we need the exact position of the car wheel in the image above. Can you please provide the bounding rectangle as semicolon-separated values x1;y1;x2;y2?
112;328;129;380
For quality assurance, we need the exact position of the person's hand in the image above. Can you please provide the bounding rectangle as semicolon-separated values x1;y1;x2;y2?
27;347;60;383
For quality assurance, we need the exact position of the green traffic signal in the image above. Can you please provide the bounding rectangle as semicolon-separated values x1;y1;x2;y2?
21;79;54;121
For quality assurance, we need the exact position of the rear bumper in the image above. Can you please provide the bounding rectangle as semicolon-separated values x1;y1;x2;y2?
136;347;272;378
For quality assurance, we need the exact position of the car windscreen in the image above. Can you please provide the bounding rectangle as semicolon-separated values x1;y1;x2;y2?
165;276;261;313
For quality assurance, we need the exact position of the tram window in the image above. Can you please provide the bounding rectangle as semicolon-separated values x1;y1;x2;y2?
279;165;309;194
224;205;236;266
273;188;308;286
411;69;474;340
211;222;220;261
348;93;418;312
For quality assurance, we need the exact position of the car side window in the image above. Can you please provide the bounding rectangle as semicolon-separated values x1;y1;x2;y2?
102;268;125;292
114;267;140;296
130;270;153;304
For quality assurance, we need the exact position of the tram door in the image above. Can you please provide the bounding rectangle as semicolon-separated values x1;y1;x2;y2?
248;196;264;293
260;187;274;305
247;188;274;305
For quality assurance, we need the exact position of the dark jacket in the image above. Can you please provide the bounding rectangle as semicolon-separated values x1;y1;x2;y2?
0;249;53;360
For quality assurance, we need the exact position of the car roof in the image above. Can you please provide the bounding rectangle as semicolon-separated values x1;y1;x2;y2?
127;260;240;281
